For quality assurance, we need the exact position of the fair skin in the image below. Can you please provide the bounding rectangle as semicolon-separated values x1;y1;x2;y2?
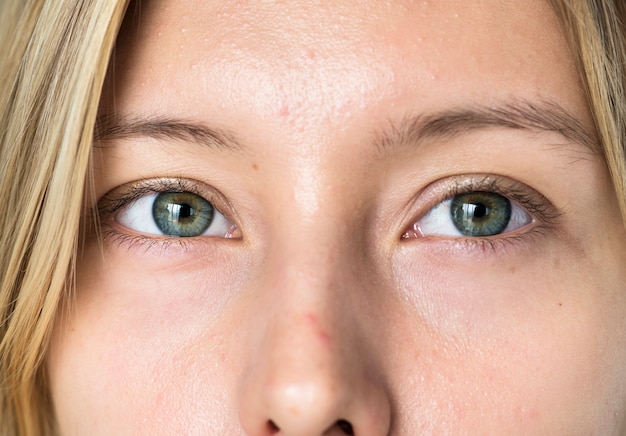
48;0;626;434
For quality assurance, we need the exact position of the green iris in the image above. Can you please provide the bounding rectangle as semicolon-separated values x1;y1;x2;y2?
152;191;214;237
451;191;511;236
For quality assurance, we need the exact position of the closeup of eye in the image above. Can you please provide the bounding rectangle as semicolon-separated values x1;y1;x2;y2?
414;191;532;237
98;179;240;240
415;191;532;237
400;174;560;242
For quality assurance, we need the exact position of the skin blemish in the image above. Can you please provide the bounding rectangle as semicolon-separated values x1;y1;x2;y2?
305;313;331;344
317;330;331;343
278;104;290;117
252;163;258;170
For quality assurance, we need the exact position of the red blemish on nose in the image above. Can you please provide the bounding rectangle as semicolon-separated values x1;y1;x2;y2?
278;104;290;117
317;331;331;343
305;313;331;344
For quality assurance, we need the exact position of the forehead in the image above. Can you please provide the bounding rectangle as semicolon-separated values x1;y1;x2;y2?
108;0;587;137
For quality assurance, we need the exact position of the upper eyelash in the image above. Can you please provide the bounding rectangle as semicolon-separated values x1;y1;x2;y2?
427;175;562;226
96;178;205;216
93;178;238;251
96;179;185;214
95;175;558;253
397;175;562;257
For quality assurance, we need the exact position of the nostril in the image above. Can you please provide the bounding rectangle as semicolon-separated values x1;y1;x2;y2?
268;420;280;434
265;419;353;435
336;420;354;435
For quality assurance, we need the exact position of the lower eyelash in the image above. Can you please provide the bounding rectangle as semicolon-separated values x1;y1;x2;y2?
412;221;556;261
400;174;563;257
94;176;239;241
102;228;184;250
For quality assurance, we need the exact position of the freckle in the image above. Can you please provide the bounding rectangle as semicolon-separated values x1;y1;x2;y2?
252;163;258;170
289;407;300;416
558;302;563;307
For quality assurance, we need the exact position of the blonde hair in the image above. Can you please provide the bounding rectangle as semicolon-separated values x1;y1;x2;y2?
0;0;624;434
0;0;128;434
550;0;626;216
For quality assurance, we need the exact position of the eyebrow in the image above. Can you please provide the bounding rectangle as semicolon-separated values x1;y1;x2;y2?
374;100;599;155
94;114;242;151
95;100;599;157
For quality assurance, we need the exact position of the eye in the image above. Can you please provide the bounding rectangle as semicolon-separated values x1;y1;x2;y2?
115;191;236;238
415;191;532;237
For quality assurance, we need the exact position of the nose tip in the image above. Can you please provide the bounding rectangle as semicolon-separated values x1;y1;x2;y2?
238;308;391;436
238;224;391;436
263;379;356;435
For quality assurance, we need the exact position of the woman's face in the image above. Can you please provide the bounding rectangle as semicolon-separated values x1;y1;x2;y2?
48;0;626;434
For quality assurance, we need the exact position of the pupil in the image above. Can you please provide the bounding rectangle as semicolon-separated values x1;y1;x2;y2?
472;203;487;218
167;203;195;221
178;203;193;219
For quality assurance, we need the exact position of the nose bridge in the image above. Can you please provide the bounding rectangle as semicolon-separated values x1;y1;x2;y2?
266;164;360;302
259;208;361;390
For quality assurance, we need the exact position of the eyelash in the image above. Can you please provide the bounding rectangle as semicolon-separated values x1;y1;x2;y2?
95;178;237;250
401;175;562;250
94;175;560;255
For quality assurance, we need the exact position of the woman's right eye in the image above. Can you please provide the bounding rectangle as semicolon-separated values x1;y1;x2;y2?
114;191;236;238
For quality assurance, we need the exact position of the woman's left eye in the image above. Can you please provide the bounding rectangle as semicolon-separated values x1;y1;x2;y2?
413;191;532;237
114;191;235;238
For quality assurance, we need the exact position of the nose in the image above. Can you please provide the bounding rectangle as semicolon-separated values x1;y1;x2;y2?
237;241;392;436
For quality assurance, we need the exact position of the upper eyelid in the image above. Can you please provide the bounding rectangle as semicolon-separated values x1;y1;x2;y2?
96;177;238;224
429;175;555;215
399;174;562;236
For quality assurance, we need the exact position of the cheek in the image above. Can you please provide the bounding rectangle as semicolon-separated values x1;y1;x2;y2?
388;239;626;431
47;241;246;434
